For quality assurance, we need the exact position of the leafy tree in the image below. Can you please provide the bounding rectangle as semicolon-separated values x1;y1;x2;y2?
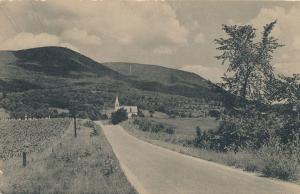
271;74;300;109
111;108;128;125
215;21;283;102
271;74;300;142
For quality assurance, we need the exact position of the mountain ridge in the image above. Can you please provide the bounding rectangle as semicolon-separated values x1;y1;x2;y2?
0;46;230;118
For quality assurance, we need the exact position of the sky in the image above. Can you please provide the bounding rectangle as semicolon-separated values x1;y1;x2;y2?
0;0;299;82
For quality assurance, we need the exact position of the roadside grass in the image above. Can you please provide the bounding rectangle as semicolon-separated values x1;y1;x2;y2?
122;119;300;183
147;116;219;137
2;119;137;194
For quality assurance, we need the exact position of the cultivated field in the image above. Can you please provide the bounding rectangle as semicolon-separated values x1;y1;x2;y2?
0;118;71;160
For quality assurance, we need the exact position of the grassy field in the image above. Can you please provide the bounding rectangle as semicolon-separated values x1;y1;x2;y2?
0;119;136;194
149;117;219;137
135;111;219;139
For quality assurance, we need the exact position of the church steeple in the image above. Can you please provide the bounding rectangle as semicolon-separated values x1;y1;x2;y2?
115;96;120;111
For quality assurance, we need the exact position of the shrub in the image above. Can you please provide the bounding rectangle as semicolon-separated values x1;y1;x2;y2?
276;121;300;144
257;137;300;180
100;114;108;120
208;109;221;119
194;126;209;148
151;123;164;133
84;120;95;128
137;109;145;117
132;118;174;134
111;108;128;125
86;107;102;120
149;109;155;117
165;127;175;135
199;110;277;152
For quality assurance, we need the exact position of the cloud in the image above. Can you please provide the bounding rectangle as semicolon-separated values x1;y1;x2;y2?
0;32;78;51
62;28;102;46
249;5;300;76
249;7;284;37
194;33;206;44
48;1;188;49
275;62;300;76
180;64;226;83
153;46;173;55
0;0;189;62
292;36;300;50
227;19;242;25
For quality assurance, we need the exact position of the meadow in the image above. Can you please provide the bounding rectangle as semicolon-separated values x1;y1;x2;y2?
128;111;219;141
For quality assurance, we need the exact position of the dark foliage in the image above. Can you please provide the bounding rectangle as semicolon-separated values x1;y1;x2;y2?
111;108;128;125
208;109;221;119
133;118;175;134
194;109;277;152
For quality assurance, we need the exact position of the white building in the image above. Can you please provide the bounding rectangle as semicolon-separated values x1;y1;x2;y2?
114;96;138;118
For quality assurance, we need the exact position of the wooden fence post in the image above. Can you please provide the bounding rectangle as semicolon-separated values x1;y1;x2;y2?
22;152;26;167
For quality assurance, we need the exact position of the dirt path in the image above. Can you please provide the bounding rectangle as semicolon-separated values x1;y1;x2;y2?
96;121;300;194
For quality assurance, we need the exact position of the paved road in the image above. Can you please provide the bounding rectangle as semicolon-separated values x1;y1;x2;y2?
96;122;300;194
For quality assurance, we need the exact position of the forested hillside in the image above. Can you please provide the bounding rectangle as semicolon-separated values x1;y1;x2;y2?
0;46;233;119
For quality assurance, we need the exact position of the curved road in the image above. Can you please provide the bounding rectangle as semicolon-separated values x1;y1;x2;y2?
95;122;300;194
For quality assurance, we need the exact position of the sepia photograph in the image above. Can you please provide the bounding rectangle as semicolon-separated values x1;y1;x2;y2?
0;0;300;193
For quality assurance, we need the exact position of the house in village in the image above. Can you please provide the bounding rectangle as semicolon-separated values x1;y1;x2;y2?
114;96;138;118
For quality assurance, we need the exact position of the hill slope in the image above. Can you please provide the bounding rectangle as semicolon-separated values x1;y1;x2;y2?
104;62;212;88
0;46;230;118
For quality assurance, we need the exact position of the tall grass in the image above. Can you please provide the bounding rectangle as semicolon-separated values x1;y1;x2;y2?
257;137;300;180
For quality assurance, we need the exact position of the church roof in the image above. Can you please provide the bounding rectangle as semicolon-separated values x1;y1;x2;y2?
120;106;138;113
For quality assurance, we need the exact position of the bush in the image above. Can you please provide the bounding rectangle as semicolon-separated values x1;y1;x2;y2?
133;118;151;131
133;118;174;134
165;127;175;135
149;109;155;117
100;114;108;120
86;106;102;120
194;126;209;148
197;110;277;152
257;137;300;180
151;123;164;133
84;120;95;128
208;109;221;119
111;108;128;125
137;109;145;117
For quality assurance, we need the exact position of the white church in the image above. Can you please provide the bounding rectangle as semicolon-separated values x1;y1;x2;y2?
114;96;138;118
